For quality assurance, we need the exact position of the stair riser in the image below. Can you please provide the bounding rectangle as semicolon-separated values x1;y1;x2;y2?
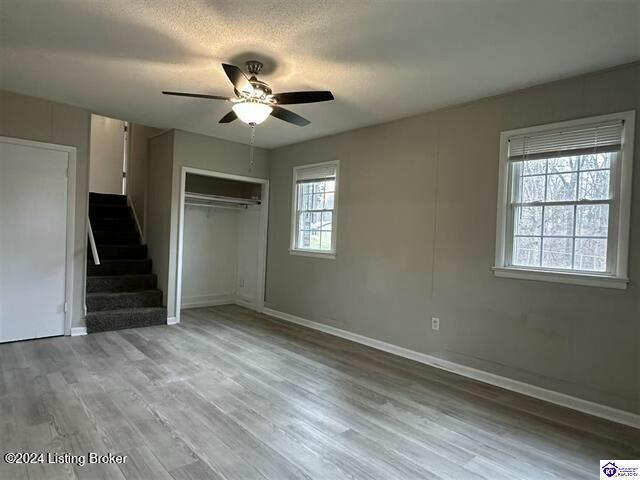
90;218;136;231
87;274;157;293
89;193;127;206
86;290;163;312
87;260;152;276
97;245;147;260
86;308;167;333
93;231;139;245
90;205;130;218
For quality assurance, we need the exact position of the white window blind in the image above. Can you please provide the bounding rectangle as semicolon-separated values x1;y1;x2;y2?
508;120;624;161
295;163;337;182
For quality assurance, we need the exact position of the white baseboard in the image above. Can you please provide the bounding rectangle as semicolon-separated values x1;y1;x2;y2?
179;293;260;313
235;295;259;311
167;316;178;325
261;307;640;429
181;293;236;310
70;327;87;336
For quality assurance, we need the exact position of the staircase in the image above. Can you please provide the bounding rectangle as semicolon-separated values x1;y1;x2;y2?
86;192;166;333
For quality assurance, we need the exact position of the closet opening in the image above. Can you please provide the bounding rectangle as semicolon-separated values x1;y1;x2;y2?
175;167;268;323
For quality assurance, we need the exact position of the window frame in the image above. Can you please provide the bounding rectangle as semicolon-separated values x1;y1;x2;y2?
290;160;340;259
493;111;635;289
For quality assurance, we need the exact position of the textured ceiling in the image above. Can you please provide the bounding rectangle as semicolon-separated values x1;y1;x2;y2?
1;0;639;149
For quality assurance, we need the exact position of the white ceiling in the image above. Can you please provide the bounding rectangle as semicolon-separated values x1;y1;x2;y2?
1;1;638;149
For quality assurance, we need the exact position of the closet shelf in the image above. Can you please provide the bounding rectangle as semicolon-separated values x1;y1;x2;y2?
184;192;261;207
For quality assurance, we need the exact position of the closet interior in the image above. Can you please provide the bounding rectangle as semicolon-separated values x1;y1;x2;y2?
180;172;265;310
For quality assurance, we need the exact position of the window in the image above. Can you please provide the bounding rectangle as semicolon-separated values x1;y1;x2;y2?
494;111;635;289
290;161;339;258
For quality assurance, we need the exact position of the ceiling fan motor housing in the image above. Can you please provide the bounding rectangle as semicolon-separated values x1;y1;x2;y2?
233;61;271;100
250;79;272;98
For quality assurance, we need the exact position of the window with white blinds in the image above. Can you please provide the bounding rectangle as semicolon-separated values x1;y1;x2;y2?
494;111;635;289
290;161;339;257
507;121;624;161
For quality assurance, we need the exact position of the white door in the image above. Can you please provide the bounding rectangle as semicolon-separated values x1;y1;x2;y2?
0;140;69;342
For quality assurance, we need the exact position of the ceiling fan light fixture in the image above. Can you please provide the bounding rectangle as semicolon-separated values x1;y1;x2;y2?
163;60;334;127
232;102;272;125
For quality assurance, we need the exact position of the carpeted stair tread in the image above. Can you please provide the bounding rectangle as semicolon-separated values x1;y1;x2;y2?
97;244;147;260
89;192;127;206
86;290;163;312
86;273;157;293
87;258;152;276
86;307;167;333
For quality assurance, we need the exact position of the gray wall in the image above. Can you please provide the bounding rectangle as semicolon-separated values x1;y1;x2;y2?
0;90;91;329
266;63;640;414
147;130;175;305
127;123;162;235
147;129;270;319
173;130;270;181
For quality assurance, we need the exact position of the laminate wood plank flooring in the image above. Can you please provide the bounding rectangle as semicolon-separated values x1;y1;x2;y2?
1;305;638;479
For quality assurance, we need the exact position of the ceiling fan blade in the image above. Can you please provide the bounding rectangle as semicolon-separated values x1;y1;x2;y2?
270;106;310;127
222;63;254;94
162;91;231;101
219;111;238;123
272;91;334;105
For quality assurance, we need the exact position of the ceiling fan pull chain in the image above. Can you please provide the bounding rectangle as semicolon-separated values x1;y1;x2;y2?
249;124;256;172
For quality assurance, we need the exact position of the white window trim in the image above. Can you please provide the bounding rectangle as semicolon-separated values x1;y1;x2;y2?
494;110;635;289
290;160;340;259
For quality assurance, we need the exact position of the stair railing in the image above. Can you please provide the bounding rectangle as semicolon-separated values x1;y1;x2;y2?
88;216;100;265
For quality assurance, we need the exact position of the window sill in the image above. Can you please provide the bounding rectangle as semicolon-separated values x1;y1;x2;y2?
289;248;336;260
492;266;628;290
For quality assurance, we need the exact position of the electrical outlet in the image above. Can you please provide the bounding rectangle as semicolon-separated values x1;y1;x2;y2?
431;317;440;331
239;279;245;288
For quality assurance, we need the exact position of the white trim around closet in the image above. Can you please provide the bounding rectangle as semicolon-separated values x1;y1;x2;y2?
174;166;269;325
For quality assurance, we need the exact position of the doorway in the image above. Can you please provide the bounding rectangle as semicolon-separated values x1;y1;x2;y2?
89;114;128;195
0;137;76;342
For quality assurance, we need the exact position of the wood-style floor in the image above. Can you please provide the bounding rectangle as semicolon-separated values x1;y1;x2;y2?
1;305;638;480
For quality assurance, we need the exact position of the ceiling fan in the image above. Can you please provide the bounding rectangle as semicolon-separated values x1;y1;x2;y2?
162;61;334;127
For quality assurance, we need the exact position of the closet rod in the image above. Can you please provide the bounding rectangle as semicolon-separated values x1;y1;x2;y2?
185;201;247;210
184;191;261;206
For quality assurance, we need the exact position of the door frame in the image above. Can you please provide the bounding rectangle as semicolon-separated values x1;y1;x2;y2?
0;136;77;337
174;166;269;324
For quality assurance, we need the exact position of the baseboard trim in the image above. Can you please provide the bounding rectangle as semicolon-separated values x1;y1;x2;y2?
261;307;640;429
167;316;178;325
70;327;87;336
181;294;236;310
235;296;258;310
179;294;260;313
